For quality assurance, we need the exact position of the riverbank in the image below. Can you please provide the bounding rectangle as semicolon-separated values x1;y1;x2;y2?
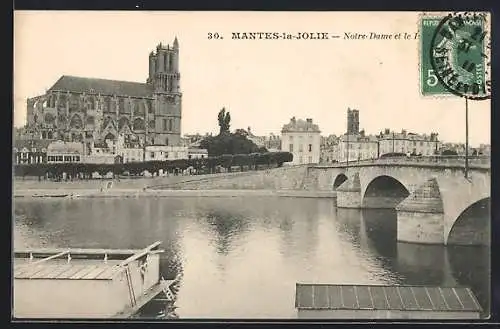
13;188;336;199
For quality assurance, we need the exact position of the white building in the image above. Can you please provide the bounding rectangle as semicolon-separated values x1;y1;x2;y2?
281;117;321;165
378;129;440;156
46;140;84;163
13;139;51;165
145;145;188;161
188;148;208;159
337;133;379;163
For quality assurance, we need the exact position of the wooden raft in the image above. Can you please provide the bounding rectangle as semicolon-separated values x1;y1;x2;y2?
295;283;483;319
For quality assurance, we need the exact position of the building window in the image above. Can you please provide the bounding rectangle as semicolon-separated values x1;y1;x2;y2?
168;119;173;131
308;156;312;163
299;144;303;152
289;144;294;152
57;156;63;162
150;152;155;159
299;156;303;164
163;119;168;131
308;144;312;152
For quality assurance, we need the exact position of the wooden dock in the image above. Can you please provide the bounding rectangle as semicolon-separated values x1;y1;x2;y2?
13;242;177;319
295;283;482;319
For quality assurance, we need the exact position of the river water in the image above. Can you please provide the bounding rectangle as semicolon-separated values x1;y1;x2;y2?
13;197;490;319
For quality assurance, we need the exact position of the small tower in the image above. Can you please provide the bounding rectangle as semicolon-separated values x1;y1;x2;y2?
347;108;359;135
147;40;180;93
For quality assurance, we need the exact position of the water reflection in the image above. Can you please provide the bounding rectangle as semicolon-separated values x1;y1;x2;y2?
360;208;490;316
13;197;490;318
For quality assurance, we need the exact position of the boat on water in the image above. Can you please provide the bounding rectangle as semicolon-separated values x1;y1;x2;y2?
13;241;178;319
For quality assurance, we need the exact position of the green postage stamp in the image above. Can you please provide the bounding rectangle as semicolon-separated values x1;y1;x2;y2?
420;12;491;100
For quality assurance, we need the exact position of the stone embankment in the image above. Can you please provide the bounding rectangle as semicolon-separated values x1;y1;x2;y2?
14;165;336;199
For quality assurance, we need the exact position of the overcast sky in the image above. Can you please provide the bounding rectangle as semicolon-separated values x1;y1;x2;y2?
14;11;490;145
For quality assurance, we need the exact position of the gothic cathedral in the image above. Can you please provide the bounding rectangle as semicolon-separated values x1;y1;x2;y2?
25;38;182;148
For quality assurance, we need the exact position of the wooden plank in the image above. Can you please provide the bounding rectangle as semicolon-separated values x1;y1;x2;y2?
466;288;483;311
398;286;420;310
370;286;389;310
15;248;140;257
30;251;69;266
95;266;121;280
340;286;357;309
384;286;404;310
296;284;313;308
81;265;112;280
356;285;374;309
441;287;464;311
39;264;73;279
411;287;434;310
14;264;39;277
426;287;449;311
15;265;48;279
29;265;62;279
70;265;100;279
55;265;88;279
453;288;479;311
327;285;343;309
117;241;163;268
313;285;329;309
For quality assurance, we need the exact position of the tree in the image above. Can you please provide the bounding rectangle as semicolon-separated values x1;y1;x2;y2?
218;108;231;135
201;108;267;156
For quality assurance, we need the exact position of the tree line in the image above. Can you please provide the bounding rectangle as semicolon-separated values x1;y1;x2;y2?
14;152;293;179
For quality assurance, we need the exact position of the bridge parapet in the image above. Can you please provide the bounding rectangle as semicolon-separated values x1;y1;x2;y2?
313;156;490;170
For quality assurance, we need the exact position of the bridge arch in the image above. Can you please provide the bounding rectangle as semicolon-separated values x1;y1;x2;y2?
446;197;490;246
333;173;348;189
363;175;410;209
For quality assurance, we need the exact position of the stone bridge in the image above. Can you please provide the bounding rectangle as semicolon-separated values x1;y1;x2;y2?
306;156;490;246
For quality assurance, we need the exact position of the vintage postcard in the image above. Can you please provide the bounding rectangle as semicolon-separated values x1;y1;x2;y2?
12;11;491;320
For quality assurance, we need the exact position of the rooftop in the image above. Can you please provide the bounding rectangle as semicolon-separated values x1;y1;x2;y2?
14;139;52;151
282;117;321;133
47;140;84;154
48;75;154;98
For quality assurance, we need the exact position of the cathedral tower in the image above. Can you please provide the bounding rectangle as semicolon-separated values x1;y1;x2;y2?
147;38;182;146
147;37;180;93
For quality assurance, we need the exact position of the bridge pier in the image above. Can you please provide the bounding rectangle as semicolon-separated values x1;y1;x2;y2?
396;178;445;244
336;173;361;208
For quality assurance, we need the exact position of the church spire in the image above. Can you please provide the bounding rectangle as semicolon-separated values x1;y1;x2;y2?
173;36;179;49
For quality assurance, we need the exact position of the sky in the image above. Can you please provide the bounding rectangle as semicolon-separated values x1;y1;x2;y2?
13;11;490;145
